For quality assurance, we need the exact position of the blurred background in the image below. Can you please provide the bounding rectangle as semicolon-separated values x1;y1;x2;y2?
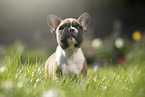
0;0;145;65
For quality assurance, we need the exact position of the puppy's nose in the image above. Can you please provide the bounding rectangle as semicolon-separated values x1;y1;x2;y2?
69;28;75;32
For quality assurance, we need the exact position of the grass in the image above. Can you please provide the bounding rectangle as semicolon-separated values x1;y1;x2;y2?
0;41;145;97
0;56;145;97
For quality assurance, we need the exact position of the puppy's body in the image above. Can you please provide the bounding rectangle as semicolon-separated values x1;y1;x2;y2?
45;13;90;79
45;46;87;79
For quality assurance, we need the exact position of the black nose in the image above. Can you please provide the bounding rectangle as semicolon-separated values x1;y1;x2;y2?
69;28;75;32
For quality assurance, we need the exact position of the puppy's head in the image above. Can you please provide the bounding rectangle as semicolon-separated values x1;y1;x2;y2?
47;12;90;49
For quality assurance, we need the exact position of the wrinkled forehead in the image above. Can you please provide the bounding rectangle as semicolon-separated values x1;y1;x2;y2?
59;18;81;27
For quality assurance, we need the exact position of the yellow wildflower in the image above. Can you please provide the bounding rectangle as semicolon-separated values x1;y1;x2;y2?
132;31;141;41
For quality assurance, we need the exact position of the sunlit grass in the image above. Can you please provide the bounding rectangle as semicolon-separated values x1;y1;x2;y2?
0;56;145;97
0;40;145;97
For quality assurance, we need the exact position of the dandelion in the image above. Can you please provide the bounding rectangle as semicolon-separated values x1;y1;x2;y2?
132;30;141;41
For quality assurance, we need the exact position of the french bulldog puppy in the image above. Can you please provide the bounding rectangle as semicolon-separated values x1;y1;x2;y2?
45;12;90;80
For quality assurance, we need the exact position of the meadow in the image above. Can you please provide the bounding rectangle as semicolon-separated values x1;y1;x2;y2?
0;41;145;97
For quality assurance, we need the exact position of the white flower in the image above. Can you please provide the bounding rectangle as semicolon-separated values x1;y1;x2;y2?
114;38;124;48
92;38;102;49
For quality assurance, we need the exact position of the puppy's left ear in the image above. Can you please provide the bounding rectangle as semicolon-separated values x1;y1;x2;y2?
78;12;91;32
47;14;62;34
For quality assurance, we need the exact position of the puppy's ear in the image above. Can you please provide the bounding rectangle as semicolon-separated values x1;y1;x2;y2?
78;12;90;32
47;14;61;34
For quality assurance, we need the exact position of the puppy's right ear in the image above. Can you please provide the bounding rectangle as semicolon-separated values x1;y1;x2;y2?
47;14;61;34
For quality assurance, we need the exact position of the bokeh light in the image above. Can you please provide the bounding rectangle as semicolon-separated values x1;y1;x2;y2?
114;38;124;48
91;38;102;49
132;31;141;41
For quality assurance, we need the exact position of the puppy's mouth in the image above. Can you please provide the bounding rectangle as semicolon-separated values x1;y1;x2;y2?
60;33;83;49
60;34;77;43
66;35;77;44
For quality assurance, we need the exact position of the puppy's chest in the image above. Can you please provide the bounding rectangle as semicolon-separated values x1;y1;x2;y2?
56;47;85;75
61;56;84;75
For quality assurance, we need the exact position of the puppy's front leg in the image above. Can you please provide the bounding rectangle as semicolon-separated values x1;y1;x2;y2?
45;53;58;80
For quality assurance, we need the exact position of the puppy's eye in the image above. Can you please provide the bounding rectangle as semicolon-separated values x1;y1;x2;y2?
59;27;64;31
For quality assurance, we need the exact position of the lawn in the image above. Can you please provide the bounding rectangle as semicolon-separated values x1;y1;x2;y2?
0;56;145;97
0;42;145;97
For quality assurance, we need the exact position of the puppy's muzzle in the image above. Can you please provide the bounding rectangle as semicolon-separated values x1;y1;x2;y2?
60;28;78;41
